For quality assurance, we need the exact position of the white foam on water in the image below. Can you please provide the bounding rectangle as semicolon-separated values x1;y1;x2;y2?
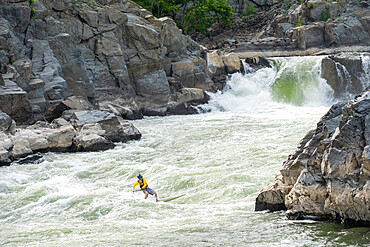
1;56;369;246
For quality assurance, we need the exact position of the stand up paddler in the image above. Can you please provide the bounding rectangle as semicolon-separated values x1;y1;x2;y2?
132;174;159;201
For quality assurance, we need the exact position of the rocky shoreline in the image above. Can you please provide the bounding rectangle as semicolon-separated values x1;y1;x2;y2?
255;90;370;226
0;109;141;166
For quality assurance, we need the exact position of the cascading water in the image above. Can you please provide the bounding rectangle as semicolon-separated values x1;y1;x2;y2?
202;56;335;114
1;56;369;246
361;55;370;89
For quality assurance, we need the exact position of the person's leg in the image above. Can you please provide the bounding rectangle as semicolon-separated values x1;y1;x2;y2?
142;189;149;199
154;191;159;201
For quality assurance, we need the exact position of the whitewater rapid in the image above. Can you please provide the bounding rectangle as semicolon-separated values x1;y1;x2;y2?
1;56;369;246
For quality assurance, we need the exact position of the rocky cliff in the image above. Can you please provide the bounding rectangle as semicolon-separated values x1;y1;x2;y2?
255;89;370;226
0;0;234;124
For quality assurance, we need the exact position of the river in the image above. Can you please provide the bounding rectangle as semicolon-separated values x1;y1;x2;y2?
1;56;369;246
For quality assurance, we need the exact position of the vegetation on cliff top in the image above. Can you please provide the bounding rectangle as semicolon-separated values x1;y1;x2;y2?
131;0;233;33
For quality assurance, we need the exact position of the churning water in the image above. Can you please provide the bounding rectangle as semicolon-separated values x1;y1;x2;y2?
1;56;369;246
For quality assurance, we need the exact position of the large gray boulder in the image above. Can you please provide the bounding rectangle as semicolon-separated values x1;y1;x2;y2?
0;81;33;124
72;123;115;152
71;110;141;142
321;54;369;99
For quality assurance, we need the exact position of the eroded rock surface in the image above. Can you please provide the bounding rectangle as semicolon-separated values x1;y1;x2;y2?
0;0;223;124
256;91;370;226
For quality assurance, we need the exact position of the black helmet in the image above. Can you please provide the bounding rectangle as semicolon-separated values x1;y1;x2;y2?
137;174;143;179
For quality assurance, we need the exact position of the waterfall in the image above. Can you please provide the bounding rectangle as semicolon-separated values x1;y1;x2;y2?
201;56;335;113
241;59;254;74
360;55;370;89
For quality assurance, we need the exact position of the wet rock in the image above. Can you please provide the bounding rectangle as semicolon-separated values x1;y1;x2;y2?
321;54;367;99
73;133;115;152
71;110;141;142
15;153;43;165
244;56;271;71
45;125;76;151
255;178;287;212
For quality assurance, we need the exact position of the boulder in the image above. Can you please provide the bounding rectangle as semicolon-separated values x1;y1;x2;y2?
255;178;287;212
0;82;33;124
99;102;143;120
324;17;370;46
71;110;117;127
321;54;367;99
73;134;115;152
13;128;48;152
0;148;11;165
59;96;95;111
169;88;208;104
294;23;325;50
160;17;187;57
222;53;242;74
206;51;225;77
244;56;271;71
0;111;16;134
10;134;33;159
171;59;195;88
45;125;77;151
0;131;12;165
134;69;170;110
0;131;13;151
71;110;142;142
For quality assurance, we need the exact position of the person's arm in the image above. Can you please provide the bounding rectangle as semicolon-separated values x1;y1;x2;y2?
132;181;139;191
142;178;148;189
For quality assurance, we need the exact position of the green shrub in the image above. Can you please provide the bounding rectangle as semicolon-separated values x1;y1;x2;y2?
131;0;233;34
241;5;256;17
321;6;331;21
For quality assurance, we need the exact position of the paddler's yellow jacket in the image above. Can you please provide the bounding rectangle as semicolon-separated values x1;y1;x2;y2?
132;178;148;191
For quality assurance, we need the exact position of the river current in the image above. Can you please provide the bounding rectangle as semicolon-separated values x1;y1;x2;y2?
1;56;369;246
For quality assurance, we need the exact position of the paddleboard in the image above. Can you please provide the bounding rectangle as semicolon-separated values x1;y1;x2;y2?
157;194;185;202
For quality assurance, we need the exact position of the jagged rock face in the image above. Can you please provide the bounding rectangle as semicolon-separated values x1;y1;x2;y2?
0;0;215;123
321;54;369;100
282;0;370;50
256;91;370;225
198;0;369;53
